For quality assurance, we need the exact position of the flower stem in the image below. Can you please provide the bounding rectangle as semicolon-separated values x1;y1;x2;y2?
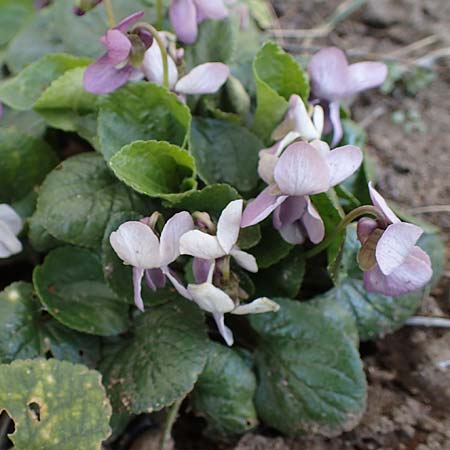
133;22;170;89
159;396;184;450
103;0;116;28
305;205;385;259
156;0;164;29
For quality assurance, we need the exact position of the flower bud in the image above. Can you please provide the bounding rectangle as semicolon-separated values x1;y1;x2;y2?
192;212;216;234
73;0;102;16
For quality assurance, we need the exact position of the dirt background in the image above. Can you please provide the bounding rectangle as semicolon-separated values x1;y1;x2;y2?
169;1;450;449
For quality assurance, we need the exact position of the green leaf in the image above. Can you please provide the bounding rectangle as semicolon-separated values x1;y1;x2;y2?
98;82;191;161
36;153;147;249
0;128;58;203
253;248;305;298
101;300;208;414
0;0;34;47
0;282;101;366
190;342;258;438
102;211;177;307
237;225;261;250
0;359;111;450
0;53;90;110
168;184;241;217
110;140;197;201
0;108;46;138
252;42;310;142
28;209;61;253
33;246;129;336
251;298;366;436
185;18;236;69
190;117;263;193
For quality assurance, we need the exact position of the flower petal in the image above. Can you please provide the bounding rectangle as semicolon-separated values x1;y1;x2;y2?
213;312;234;346
241;187;287;228
232;297;280;315
195;0;228;20
145;268;166;291
302;197;325;244
326;144;363;186
272;196;307;230
364;246;432;297
274;141;330;196
193;257;213;283
329;101;343;147
83;54;133;94
180;230;225;259
160;211;194;266
142;42;178;89
110;221;161;268
187;282;235;313
132;267;145;311
368;182;400;224
0;204;23;236
230;248;258;272
163;267;192;300
279;222;305;245
258;152;278;185
176;63;230;95
375;222;423;275
357;217;379;244
348;62;388;95
104;29;131;64
0;221;22;258
170;0;198;44
217;199;242;254
115;10;145;33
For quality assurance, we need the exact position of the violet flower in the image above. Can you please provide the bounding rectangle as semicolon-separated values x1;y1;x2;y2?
169;0;228;44
0;204;23;258
109;212;194;311
308;47;387;147
83;11;153;95
141;37;230;97
357;183;432;297
242;140;362;244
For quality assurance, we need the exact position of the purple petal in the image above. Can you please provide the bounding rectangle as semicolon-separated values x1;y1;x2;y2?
170;0;198;44
302;197;325;244
104;29;131;65
193;258;213;283
84;54;133;94
217;199;242;254
133;267;145;311
160;211;194;266
348;62;388;95
241;187;287;228
176;63;230;95
329;101;343;148
357;217;379;244
195;0;228;20
364;246;432;297
274;142;330;196
279;222;306;245
375;222;424;275
308;47;350;101
145;268;166;291
368;182;400;225
213;313;234;346
326;145;363;186
115;11;145;33
272;196;307;230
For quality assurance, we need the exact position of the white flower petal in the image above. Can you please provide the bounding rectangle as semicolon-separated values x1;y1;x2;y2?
217;199;243;254
232;297;280;315
142;42;178;89
175;63;230;95
187;282;235;313
0;204;23;236
230;248;258;273
0;221;22;258
180;230;225;260
213;313;234;346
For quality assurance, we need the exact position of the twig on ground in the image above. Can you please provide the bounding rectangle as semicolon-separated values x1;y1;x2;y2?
387;35;439;58
407;205;450;214
359;105;387;129
406;316;450;328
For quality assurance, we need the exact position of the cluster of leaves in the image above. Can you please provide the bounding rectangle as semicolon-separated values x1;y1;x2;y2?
0;0;445;448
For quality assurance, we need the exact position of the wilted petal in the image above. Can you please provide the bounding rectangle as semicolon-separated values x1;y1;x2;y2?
368;182;400;224
187;282;235;313
230;248;258;272
274;142;330;196
110;221;161;268
160;211;194;266
0;221;22;258
326;145;363;186
170;0;198;44
376;222;423;275
180;230;225;259
132;267;145;311
195;0;228;20
302;197;325;244
193;258;213;283
217;199;243;253
241;187;287;228
176;63;230;95
364;246;432;296
308;47;350;101
348;62;388;95
84;54;133;94
142;43;178;89
115;10;145;33
329;101;343;147
357;217;379;244
0;204;23;236
104;29;131;64
232;297;280;315
213;313;234;346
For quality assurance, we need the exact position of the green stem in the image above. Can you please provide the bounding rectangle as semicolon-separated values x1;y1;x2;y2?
305;205;385;259
159;397;184;450
133;22;170;89
156;0;164;29
103;0;116;28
